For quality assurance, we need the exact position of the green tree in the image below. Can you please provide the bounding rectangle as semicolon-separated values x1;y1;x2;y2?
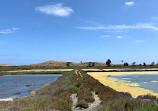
106;59;112;67
132;62;136;66
150;62;155;66
121;60;124;65
87;62;92;67
66;62;71;67
143;62;146;66
124;62;129;66
92;62;95;67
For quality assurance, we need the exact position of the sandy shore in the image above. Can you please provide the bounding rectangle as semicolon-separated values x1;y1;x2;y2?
0;73;62;103
0;98;13;101
88;71;158;98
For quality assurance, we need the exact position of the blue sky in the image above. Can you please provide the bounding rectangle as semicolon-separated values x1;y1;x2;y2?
0;0;158;65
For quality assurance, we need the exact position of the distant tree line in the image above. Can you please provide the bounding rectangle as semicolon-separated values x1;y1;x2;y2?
65;59;158;67
87;62;95;67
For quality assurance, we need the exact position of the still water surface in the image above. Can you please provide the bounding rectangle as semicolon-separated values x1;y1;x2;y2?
111;74;158;94
0;74;62;99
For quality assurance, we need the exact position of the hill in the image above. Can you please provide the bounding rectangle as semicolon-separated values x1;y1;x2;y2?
33;60;105;67
0;64;13;66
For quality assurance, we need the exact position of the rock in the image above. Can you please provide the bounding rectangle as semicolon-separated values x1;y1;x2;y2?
14;92;21;95
25;84;31;87
27;90;32;92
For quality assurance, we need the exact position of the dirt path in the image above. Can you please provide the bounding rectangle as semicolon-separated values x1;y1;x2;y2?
75;69;80;81
71;92;102;111
78;71;83;78
71;94;78;111
72;70;101;111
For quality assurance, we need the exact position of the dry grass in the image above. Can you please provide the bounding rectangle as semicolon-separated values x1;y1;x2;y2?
77;90;95;103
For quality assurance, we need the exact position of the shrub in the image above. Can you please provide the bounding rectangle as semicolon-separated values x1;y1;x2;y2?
76;100;88;109
77;90;95;103
137;94;157;101
67;86;79;93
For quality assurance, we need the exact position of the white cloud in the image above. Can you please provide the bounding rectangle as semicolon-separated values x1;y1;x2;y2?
116;36;124;39
136;40;144;43
125;1;135;6
75;23;158;31
0;28;20;34
35;3;74;17
101;35;111;38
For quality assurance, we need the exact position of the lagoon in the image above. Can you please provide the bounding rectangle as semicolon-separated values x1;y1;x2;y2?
88;72;158;98
111;74;158;94
0;74;62;99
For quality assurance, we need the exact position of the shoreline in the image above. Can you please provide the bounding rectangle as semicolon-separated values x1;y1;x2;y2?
0;98;13;102
0;83;57;102
30;74;63;96
0;74;63;102
30;83;51;96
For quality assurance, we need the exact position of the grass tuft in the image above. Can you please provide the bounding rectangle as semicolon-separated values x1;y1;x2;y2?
76;100;88;109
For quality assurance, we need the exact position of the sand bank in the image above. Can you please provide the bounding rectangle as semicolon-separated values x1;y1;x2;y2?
0;98;13;101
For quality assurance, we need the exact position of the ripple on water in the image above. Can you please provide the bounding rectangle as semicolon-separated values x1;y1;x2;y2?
0;74;62;99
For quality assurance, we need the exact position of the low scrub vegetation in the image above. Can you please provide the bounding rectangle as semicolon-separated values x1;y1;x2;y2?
77;89;94;103
76;100;88;109
0;71;75;111
77;70;158;111
1;70;158;111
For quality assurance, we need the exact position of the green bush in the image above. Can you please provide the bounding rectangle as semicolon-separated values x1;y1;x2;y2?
67;85;79;93
76;100;88;109
77;90;95;103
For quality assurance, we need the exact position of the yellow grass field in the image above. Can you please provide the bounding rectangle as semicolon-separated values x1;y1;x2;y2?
102;69;118;71
87;71;158;98
2;69;74;73
82;69;118;71
143;68;158;70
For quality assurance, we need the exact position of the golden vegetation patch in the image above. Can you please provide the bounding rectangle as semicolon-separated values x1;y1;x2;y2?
3;69;73;73
151;81;158;82
88;71;158;98
102;69;118;71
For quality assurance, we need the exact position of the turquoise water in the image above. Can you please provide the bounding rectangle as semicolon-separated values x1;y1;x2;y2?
0;74;62;99
111;74;158;94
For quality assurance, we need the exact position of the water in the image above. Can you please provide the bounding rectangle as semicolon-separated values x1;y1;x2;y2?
111;74;158;94
116;69;142;71
0;74;62;99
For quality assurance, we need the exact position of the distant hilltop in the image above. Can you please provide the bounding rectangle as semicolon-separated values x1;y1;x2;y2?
33;60;105;66
0;64;14;66
40;60;80;66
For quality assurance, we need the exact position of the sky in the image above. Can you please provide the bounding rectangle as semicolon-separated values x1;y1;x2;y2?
0;0;158;65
